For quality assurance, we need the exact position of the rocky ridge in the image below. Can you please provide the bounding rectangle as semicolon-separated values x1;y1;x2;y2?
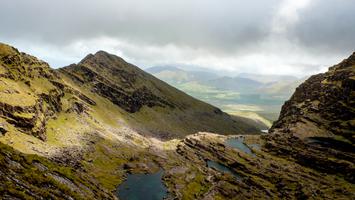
59;50;256;139
0;44;95;141
271;52;355;141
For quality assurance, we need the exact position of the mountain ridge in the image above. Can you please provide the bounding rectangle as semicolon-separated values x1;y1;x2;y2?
59;48;260;139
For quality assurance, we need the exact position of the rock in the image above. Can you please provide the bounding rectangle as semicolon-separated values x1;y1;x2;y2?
0;123;7;135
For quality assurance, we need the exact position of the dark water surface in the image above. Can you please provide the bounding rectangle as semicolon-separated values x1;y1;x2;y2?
207;160;242;180
225;137;256;156
116;170;168;200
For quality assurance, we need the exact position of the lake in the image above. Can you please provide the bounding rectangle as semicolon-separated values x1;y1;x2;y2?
116;170;168;200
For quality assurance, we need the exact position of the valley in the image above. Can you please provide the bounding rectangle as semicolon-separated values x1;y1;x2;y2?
0;43;354;200
147;66;305;125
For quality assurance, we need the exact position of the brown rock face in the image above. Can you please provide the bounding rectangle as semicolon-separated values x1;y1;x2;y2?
0;43;95;140
60;51;175;113
266;52;355;183
271;52;355;142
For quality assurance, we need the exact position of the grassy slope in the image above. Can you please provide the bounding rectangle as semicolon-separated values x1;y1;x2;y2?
0;142;114;199
59;51;261;138
149;68;304;125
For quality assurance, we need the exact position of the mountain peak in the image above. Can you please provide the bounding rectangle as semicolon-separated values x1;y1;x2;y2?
0;43;19;57
94;50;111;56
330;51;355;70
79;50;127;68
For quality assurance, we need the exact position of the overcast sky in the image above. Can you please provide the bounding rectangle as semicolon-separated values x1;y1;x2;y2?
1;0;354;76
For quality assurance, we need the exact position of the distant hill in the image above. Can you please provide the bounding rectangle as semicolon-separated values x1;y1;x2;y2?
148;66;303;123
238;73;299;84
146;66;219;85
257;78;307;100
203;76;263;94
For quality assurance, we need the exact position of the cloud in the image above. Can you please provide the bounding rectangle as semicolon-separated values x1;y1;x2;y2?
0;0;354;76
272;0;312;34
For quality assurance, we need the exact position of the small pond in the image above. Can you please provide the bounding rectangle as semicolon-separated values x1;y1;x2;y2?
207;160;242;180
225;137;256;157
116;170;168;200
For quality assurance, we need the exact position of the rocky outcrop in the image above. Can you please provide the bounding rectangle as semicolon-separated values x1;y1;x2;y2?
0;43;96;140
271;52;355;142
0;142;114;199
91;81;174;113
169;133;355;199
254;52;355;196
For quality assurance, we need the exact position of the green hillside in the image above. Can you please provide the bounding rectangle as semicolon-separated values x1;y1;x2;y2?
148;66;303;124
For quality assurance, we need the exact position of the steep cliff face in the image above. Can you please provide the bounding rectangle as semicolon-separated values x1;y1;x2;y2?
0;43;95;141
271;52;355;142
265;52;355;183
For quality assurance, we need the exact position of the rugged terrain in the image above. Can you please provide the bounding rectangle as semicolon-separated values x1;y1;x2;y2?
161;52;354;199
0;42;354;199
0;42;259;199
60;51;260;139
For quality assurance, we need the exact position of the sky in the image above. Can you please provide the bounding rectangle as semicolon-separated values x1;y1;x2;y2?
1;0;354;77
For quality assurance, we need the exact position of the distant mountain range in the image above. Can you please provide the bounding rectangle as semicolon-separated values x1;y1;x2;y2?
238;73;299;83
146;66;219;84
147;66;305;122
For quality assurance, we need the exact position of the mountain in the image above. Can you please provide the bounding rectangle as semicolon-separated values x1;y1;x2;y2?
271;52;355;140
203;76;263;94
60;51;260;138
146;66;219;85
238;73;299;84
0;42;353;199
148;66;302;124
256;78;307;101
146;66;195;84
265;52;355;183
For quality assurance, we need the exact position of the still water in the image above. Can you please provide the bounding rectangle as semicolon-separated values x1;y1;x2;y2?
116;170;168;200
225;137;256;157
207;160;242;180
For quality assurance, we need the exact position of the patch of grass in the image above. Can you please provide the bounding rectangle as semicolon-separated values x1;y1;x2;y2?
13;112;35;119
0;142;111;199
181;173;210;200
82;139;128;190
30;78;56;95
0;78;37;107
